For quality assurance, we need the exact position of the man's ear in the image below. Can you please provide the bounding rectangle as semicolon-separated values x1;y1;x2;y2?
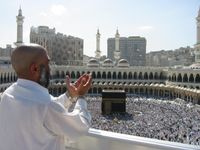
30;63;39;75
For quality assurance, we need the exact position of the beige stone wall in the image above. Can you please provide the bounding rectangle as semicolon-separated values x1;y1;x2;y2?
30;26;83;66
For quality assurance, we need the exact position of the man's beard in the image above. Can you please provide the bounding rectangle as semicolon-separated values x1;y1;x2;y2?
38;65;50;88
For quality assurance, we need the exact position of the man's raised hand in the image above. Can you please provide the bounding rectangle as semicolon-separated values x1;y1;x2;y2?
65;73;92;98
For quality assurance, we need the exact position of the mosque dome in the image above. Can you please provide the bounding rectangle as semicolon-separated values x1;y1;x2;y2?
87;58;100;67
102;58;114;67
117;59;129;67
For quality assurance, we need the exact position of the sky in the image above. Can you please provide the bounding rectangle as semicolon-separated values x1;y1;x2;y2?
0;0;199;57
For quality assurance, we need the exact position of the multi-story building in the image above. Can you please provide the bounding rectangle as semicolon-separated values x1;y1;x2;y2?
0;45;13;57
30;26;84;65
146;47;195;67
107;30;146;66
0;45;14;68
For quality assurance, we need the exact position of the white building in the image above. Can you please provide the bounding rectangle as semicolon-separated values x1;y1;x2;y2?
15;7;24;46
95;29;101;59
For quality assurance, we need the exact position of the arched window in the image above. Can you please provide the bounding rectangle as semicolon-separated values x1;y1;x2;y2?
144;72;148;80
149;89;153;95
14;74;17;81
140;88;144;94
93;87;97;94
97;72;101;79
107;72;111;79
139;72;143;80
92;72;96;79
177;73;182;82
61;71;65;78
7;73;10;82
154;72;158;80
189;74;194;83
149;72;153;80
10;73;13;82
135;88;138;94
183;74;188;82
123;72;127;79
134;72;137;79
76;71;80;78
113;72;116;79
168;76;171;81
195;74;200;83
0;74;3;84
118;72;122;79
130;88;133;94
160;72;165;80
102;72;106;79
128;72;132;79
3;73;6;83
172;73;176;82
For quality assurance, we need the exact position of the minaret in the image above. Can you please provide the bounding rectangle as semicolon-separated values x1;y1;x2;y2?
195;7;200;63
114;29;120;63
15;7;24;46
95;29;101;59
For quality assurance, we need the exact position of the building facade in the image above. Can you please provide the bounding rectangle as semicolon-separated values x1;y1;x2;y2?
1;63;200;105
146;47;195;67
0;45;14;68
30;26;84;65
0;45;13;57
107;32;146;66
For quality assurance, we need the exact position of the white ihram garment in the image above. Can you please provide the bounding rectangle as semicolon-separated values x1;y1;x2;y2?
0;79;91;150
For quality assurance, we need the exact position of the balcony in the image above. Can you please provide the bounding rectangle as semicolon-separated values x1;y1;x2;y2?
66;128;199;150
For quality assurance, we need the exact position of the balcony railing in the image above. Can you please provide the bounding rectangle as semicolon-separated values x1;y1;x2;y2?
66;128;199;150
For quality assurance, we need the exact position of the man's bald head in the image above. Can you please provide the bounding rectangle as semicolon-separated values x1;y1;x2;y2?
11;44;48;77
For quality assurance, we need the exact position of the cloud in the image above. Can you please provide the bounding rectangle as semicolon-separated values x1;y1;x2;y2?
50;4;66;16
138;26;154;30
39;12;48;17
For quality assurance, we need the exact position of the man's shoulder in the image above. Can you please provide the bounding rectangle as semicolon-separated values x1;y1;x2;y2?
2;82;51;105
0;83;16;98
3;82;18;94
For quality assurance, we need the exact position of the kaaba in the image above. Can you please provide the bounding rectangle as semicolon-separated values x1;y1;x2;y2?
101;90;126;114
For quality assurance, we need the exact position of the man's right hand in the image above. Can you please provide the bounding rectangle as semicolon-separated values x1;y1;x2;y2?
65;73;92;98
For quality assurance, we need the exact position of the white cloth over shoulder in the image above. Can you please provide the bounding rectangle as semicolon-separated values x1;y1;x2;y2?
0;79;91;150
